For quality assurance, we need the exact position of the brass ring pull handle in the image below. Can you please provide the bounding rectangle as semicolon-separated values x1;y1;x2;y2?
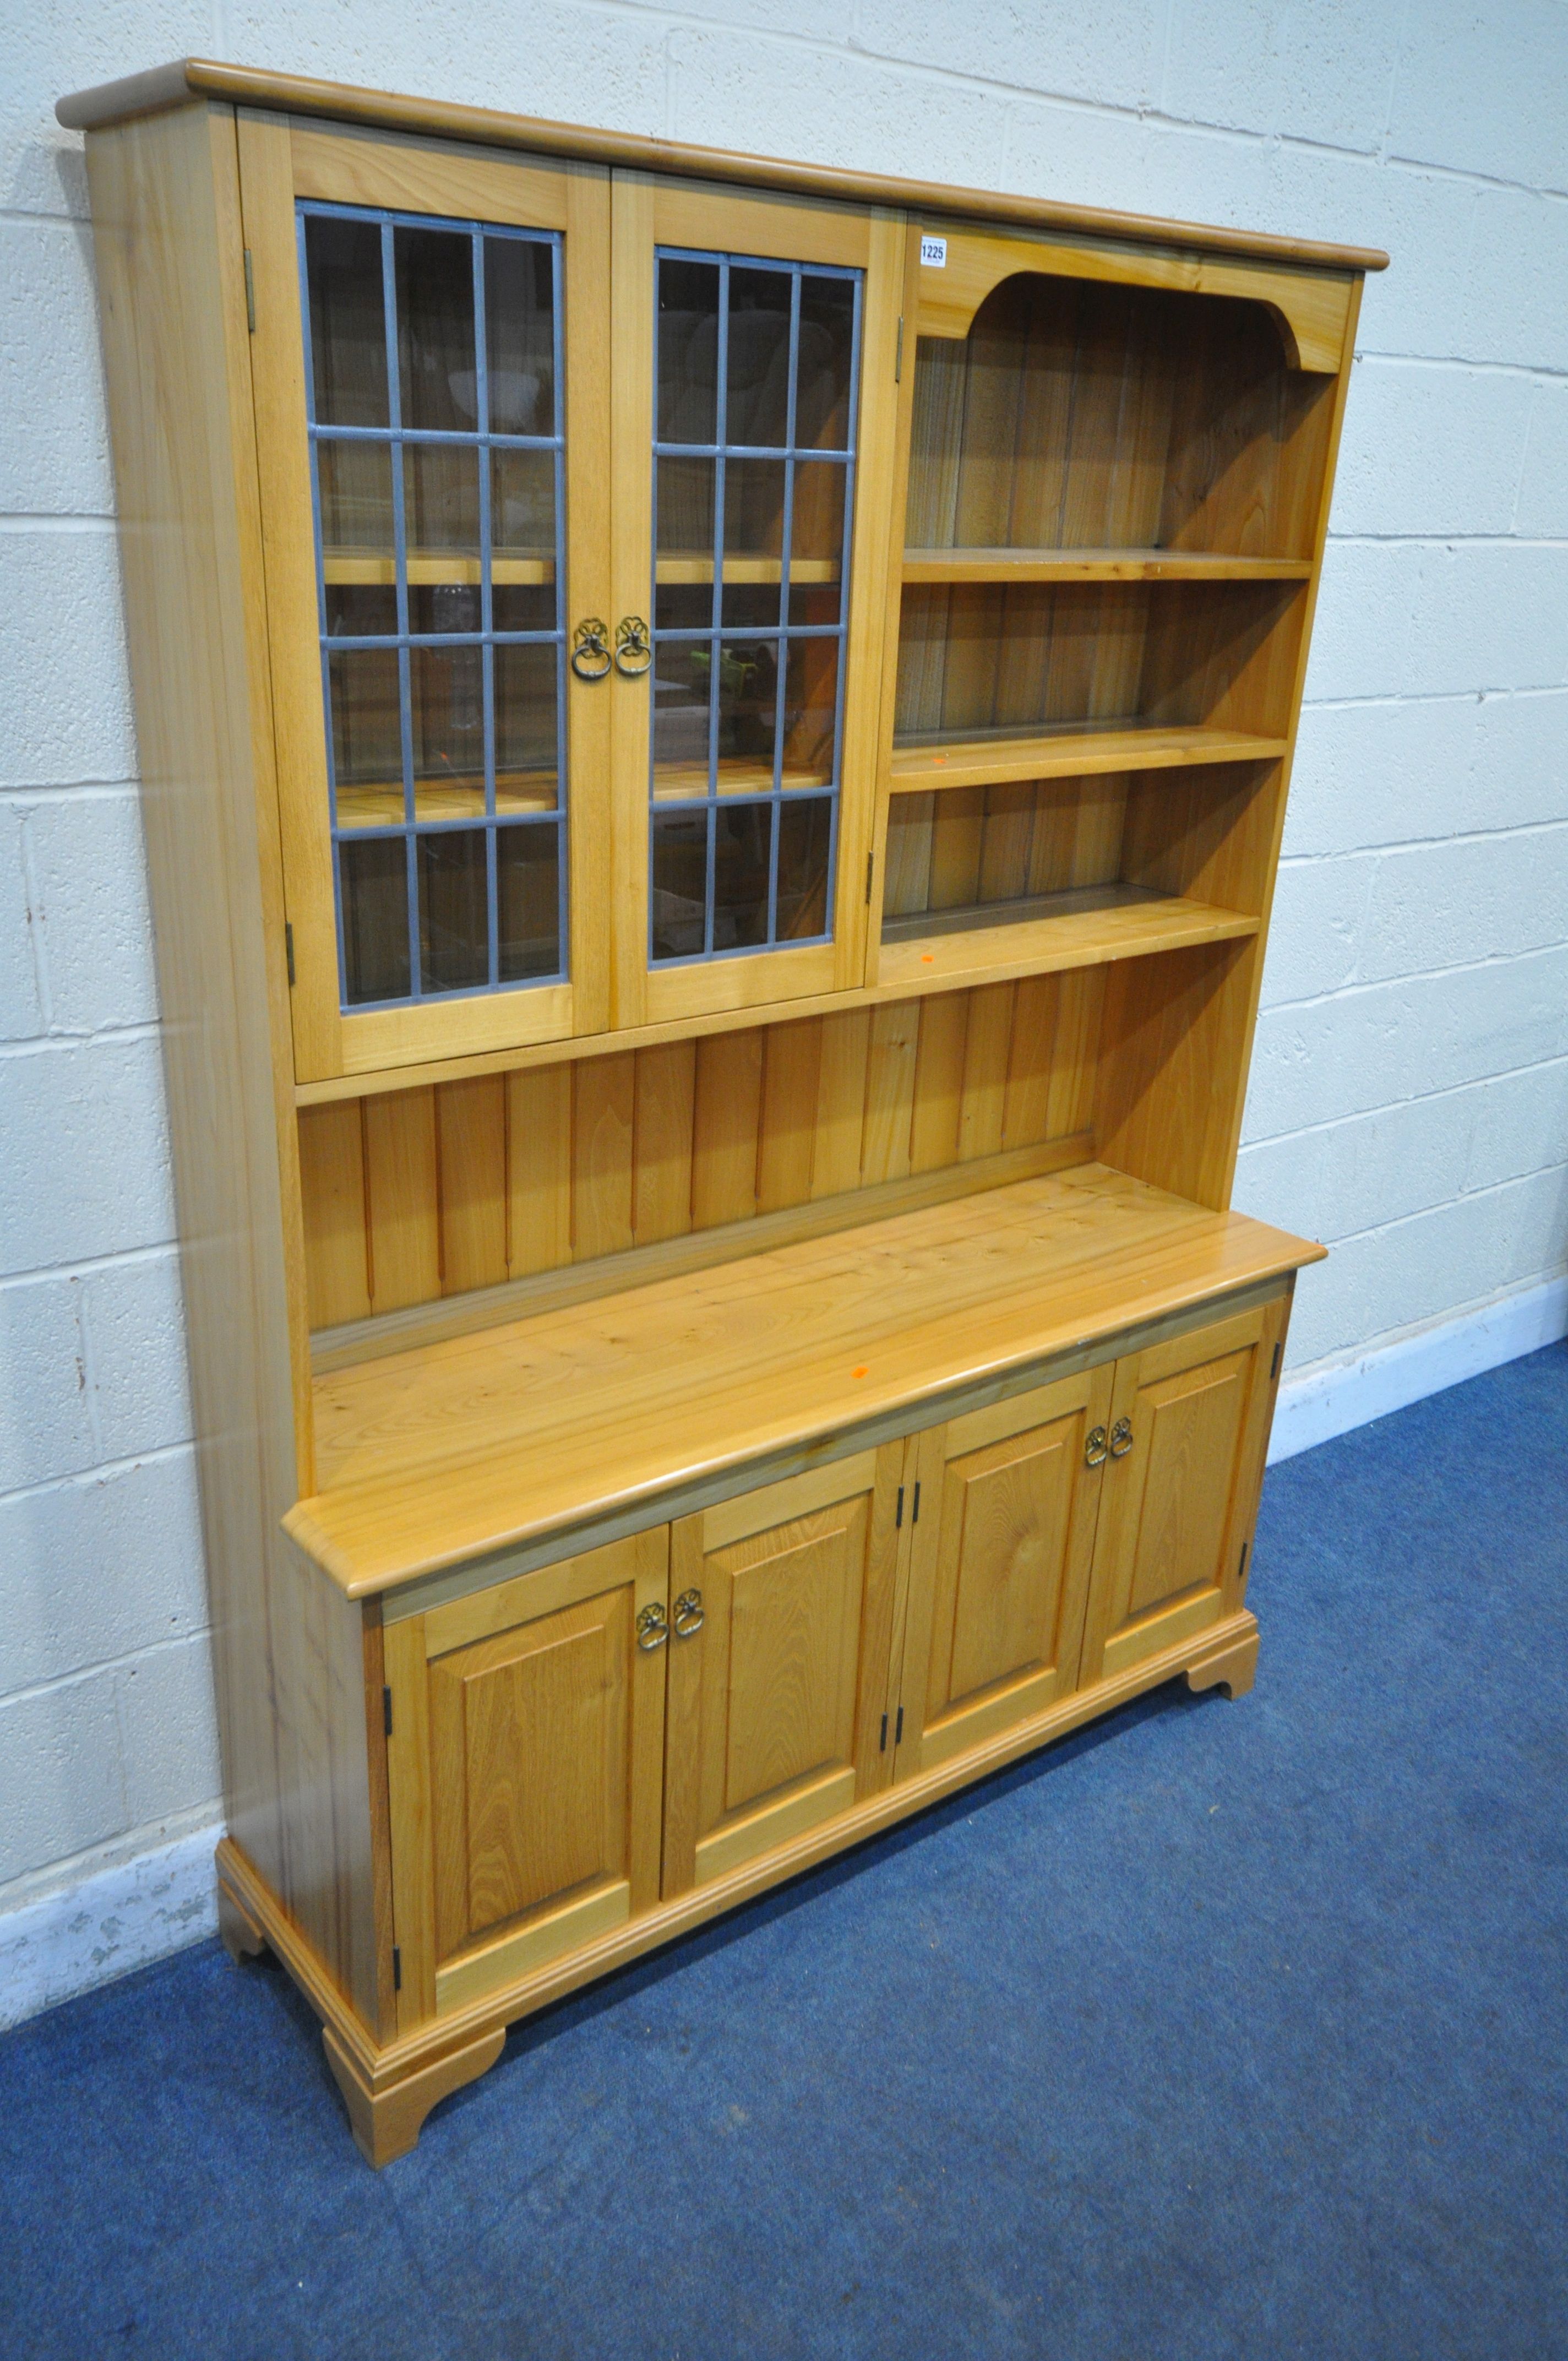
673;1587;705;1638
1084;1426;1108;1468
570;618;612;681
635;1602;669;1651
1108;1417;1135;1460
613;615;653;677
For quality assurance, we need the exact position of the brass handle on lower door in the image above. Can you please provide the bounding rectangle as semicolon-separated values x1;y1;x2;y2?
1084;1426;1108;1467
570;618;612;680
673;1587;705;1638
614;614;652;676
1108;1418;1134;1460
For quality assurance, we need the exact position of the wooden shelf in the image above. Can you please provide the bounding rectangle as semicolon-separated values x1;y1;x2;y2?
878;884;1256;991
654;553;840;585
889;721;1289;793
288;1163;1320;1595
322;551;556;586
902;547;1314;584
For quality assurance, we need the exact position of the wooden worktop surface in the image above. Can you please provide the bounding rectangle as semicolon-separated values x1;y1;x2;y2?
287;1162;1322;1597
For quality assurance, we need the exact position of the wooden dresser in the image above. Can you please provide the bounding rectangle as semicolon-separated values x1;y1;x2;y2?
58;58;1385;2163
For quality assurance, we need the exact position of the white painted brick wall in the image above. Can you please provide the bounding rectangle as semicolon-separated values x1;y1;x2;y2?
2;2;1565;1943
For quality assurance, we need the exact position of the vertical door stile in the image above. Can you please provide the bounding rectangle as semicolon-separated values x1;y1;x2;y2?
608;170;657;1033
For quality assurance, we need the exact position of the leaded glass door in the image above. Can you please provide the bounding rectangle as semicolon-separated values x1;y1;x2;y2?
241;120;612;1081
607;178;904;1030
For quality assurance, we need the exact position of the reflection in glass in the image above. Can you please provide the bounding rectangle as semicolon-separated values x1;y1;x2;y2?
651;813;709;960
317;439;392;554
306;215;387;427
492;447;555;556
410;645;484;798
396;227;476;431
402;443;479;565
497;824;559;978
796;275;856;448
776;796;833;939
781;637;839;786
715;640;779;791
485;236;554;435
494;643;559;807
328;648;401;801
340;836;410;1003
303;203;568;1007
712;801;772;948
647;247;858;965
653;648;712;799
657;258;719;444
726;267;792;447
418;828;489;993
325;584;398;637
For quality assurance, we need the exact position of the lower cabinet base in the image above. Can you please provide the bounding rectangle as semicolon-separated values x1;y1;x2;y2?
216;1606;1262;2167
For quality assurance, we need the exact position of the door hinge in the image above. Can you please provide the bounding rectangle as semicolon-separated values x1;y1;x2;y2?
895;1484;904;1528
895;314;904;380
1270;1341;1282;1381
880;1712;888;1752
243;247;256;334
391;1945;402;1993
285;922;295;987
865;850;874;904
895;1705;904;1744
382;1685;393;1738
1238;1541;1250;1583
912;1482;921;1524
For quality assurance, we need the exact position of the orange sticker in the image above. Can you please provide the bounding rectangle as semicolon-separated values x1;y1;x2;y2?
852;1365;869;1378
921;953;934;964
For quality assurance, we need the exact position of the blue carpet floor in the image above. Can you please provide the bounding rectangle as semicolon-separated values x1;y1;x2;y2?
2;1342;1565;2359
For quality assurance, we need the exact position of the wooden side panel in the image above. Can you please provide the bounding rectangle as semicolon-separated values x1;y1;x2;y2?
82;105;387;2026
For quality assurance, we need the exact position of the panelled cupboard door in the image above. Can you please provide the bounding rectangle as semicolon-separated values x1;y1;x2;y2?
1079;1296;1286;1685
662;1449;906;1895
607;175;905;1033
891;1366;1113;1782
237;114;613;1082
382;1528;668;2028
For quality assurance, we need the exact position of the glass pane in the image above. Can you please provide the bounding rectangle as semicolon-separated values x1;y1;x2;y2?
403;443;478;563
317;438;392;556
492;448;556;560
651;812;709;960
497;823;560;978
306;216;387;427
656;456;716;633
410;582;481;637
494;642;559;811
657;258;719;445
396;226;476;432
722;458;786;628
340;835;410;1003
328;648;402;826
796;275;856;449
325;584;398;637
410;645;484;814
726;267;792;448
781;637;839;788
418;828;489;992
776;796;833;940
652;645;712;801
788;461;846;623
716;639;778;795
712;801;772;949
485;236;554;436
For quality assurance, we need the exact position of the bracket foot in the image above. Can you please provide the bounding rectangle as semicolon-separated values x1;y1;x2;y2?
1183;1621;1259;1700
323;2023;507;2168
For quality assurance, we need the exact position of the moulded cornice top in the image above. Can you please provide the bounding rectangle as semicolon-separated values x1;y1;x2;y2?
57;57;1389;275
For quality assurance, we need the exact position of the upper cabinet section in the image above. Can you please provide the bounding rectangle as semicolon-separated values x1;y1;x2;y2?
241;121;615;1082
